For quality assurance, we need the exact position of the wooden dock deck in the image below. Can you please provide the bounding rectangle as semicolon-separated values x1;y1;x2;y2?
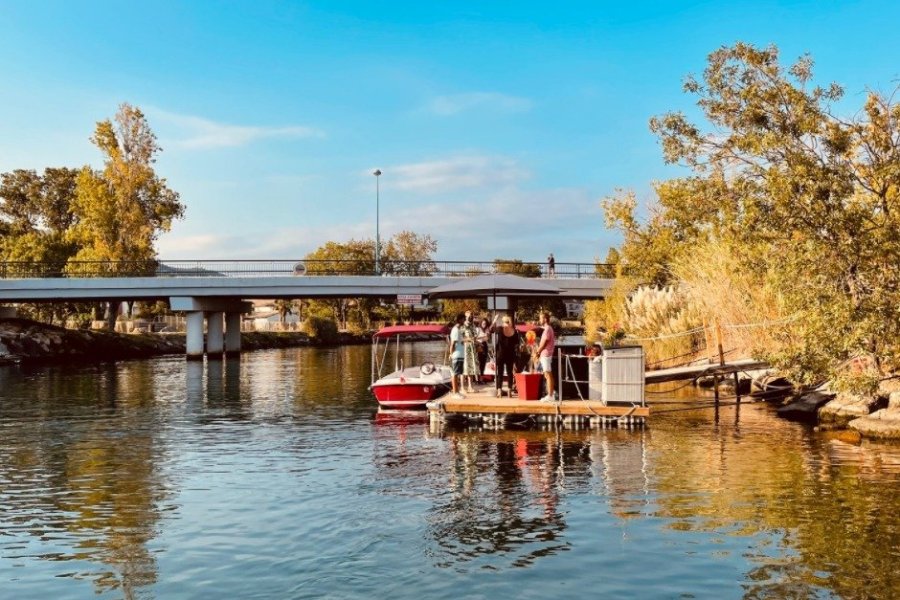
427;358;769;431
427;382;649;430
645;358;770;384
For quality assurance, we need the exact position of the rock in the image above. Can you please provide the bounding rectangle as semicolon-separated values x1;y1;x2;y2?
878;377;900;396
777;390;835;422
819;393;884;427
848;408;900;439
889;391;900;410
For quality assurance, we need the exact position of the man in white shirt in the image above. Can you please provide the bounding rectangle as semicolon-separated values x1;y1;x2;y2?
448;313;466;398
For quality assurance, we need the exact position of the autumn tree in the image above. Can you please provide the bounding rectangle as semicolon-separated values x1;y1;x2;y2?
603;43;900;389
303;231;439;329
68;103;184;270
68;103;184;328
381;231;438;275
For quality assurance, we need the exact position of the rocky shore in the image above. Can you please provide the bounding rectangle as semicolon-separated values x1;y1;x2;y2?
778;378;900;441
0;318;370;365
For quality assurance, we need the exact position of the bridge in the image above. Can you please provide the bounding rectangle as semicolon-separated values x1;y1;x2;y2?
0;259;614;359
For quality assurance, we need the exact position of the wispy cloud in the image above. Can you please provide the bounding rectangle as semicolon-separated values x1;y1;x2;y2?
379;155;530;194
427;92;532;116
157;185;609;262
149;108;324;149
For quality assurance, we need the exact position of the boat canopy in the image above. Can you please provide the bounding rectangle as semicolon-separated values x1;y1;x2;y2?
373;324;451;339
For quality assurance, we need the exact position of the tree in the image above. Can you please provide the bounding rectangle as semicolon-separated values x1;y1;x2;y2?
595;247;620;278
493;258;541;278
67;103;185;328
0;167;80;271
381;231;438;275
304;232;440;329
603;43;900;389
273;299;297;325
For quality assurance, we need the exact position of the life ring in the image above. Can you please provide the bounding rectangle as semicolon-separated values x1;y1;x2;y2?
292;261;306;276
420;362;436;375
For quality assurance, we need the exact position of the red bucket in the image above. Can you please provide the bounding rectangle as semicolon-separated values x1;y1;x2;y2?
515;372;543;401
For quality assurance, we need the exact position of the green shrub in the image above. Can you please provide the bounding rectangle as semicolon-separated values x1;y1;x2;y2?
300;316;339;344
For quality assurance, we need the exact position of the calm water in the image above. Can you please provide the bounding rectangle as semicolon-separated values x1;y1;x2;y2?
2;344;900;600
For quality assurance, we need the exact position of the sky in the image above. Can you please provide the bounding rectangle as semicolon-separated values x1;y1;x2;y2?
2;1;899;263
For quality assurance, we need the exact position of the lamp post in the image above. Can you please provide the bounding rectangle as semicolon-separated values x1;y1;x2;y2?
373;169;382;275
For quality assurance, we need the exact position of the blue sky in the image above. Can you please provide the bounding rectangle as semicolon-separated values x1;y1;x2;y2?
2;1;898;262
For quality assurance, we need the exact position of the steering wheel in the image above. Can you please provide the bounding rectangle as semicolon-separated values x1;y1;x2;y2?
420;362;436;375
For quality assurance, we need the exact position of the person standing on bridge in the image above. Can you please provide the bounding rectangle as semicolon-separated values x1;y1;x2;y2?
547;253;556;277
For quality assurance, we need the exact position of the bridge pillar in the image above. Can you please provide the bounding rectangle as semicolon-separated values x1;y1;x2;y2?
225;312;242;356
206;311;224;355
171;297;252;360
185;311;205;360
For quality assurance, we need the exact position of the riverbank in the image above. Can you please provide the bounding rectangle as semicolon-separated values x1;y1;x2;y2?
0;318;370;365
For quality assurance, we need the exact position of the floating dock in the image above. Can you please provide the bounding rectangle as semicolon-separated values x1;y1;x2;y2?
427;383;649;431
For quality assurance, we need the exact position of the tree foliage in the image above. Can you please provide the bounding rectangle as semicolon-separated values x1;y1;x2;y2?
67;103;184;273
303;231;440;328
603;43;900;388
0;167;80;268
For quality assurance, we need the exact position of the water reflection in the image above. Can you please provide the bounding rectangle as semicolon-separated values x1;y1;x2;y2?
0;360;171;598
422;428;656;569
1;348;900;599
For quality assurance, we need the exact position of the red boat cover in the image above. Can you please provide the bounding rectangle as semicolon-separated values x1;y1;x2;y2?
373;324;451;338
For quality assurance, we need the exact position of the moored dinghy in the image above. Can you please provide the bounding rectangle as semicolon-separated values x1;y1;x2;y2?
370;324;453;409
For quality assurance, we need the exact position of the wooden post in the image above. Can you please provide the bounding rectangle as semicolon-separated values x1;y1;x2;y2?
734;371;741;403
713;374;720;405
714;318;725;366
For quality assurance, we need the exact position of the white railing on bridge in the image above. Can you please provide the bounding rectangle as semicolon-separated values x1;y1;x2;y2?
0;259;613;280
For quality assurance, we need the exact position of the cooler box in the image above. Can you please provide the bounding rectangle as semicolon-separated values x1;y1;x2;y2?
515;372;543;401
601;345;645;405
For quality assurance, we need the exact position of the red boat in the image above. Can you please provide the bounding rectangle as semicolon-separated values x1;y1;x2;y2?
370;324;453;409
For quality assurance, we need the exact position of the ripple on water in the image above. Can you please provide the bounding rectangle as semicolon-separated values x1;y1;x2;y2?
2;350;900;599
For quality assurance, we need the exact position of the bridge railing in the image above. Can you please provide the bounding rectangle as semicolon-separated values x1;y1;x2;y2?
0;260;613;279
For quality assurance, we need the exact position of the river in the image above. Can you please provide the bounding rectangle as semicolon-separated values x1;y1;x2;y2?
1;343;899;599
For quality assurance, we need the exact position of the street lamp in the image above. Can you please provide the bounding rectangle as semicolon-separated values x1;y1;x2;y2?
373;169;382;275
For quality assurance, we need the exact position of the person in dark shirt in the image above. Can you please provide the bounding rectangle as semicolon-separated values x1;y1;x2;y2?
493;315;520;397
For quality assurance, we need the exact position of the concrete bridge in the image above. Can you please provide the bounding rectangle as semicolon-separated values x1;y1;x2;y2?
0;259;614;359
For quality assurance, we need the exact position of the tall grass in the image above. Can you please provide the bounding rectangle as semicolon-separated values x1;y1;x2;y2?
621;285;704;369
670;239;789;361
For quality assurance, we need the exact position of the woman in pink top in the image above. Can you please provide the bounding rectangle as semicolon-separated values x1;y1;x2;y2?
536;311;556;401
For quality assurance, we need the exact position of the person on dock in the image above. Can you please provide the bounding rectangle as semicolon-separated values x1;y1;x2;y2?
547;253;556;277
494;315;520;398
448;313;467;398
476;317;491;383
461;311;480;393
537;311;557;402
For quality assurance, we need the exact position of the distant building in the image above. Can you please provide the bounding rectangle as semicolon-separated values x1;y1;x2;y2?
249;300;301;330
